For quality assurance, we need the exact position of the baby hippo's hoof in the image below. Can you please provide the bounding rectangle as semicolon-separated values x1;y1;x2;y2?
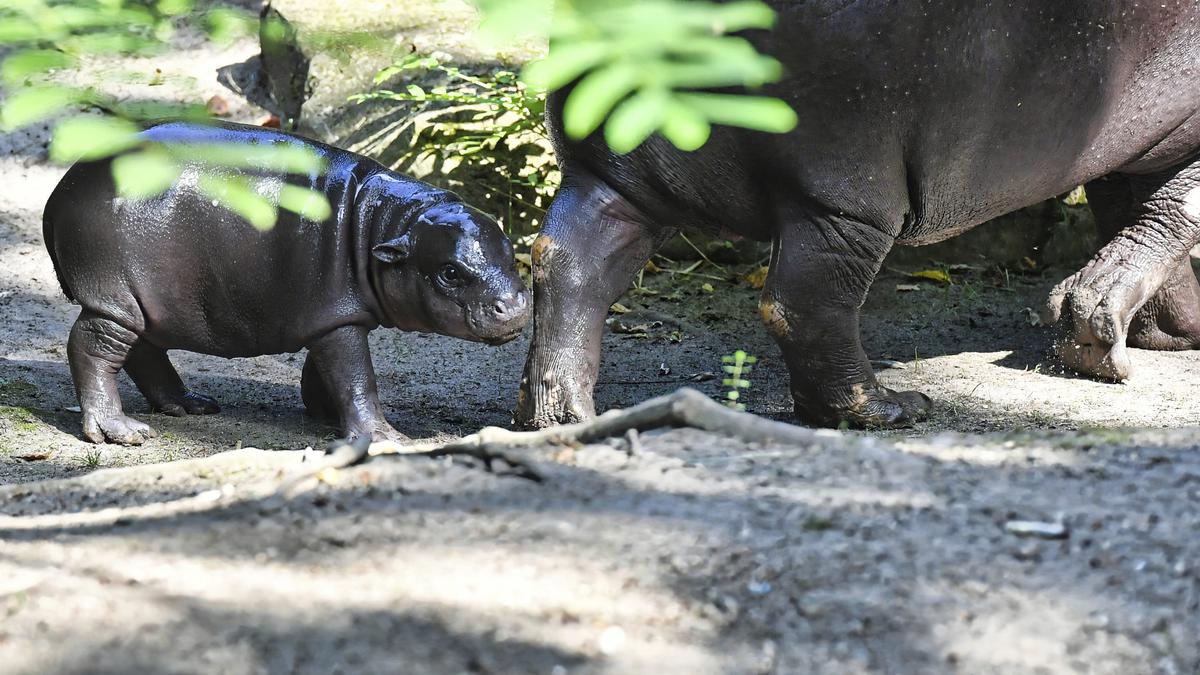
157;391;220;417
83;413;157;445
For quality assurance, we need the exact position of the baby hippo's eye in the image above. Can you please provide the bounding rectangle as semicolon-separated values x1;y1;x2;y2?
437;263;466;287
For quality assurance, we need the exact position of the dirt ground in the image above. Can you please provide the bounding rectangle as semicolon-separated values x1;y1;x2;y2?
1;2;1198;673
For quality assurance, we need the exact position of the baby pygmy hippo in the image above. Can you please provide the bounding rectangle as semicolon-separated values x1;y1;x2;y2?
43;121;530;445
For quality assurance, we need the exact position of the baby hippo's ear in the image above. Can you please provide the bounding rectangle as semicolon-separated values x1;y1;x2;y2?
372;234;411;263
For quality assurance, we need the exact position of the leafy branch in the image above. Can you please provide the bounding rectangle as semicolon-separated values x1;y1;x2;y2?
475;0;797;153
0;0;329;229
351;54;557;232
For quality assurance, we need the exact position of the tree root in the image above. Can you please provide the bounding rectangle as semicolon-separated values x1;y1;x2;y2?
288;386;843;491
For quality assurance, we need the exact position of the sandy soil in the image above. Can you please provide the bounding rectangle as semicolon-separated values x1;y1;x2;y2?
1;2;1198;673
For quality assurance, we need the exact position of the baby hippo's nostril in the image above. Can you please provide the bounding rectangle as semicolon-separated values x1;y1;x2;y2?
494;289;532;314
491;291;531;322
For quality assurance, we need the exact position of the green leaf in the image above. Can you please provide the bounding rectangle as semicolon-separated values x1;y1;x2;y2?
112;149;181;198
0;86;83;130
2;50;74;85
277;184;332;222
205;8;254;45
521;41;609;92
474;0;552;46
604;88;669;154
562;62;640;139
49;115;142;162
676;93;797;133
0;18;45;44
197;175;277;231
406;84;426;99
62;32;152;56
156;0;194;16
706;1;777;31
172;142;327;175
660;97;710;151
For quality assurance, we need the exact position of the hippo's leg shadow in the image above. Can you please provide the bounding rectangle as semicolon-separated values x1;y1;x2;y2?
759;209;930;428
67;310;156;445
124;341;220;417
1047;159;1200;380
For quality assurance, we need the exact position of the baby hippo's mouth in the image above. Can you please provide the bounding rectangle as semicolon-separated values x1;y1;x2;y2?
483;326;525;346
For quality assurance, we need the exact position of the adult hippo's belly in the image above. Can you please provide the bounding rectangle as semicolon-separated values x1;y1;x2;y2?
516;0;1200;429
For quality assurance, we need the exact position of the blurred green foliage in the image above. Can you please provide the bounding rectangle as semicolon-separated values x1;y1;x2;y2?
475;0;797;153
0;0;797;231
0;0;329;229
352;54;557;232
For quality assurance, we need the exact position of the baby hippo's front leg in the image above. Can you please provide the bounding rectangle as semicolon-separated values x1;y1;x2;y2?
305;325;406;442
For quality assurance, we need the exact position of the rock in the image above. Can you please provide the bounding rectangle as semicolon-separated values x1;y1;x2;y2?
1004;519;1069;540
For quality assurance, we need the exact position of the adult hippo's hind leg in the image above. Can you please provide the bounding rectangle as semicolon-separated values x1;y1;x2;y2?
124;342;220;416
516;172;675;428
762;210;929;428
1046;162;1200;379
68;311;157;445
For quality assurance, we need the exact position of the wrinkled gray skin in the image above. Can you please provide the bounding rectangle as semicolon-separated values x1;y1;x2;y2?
518;0;1200;429
44;122;529;445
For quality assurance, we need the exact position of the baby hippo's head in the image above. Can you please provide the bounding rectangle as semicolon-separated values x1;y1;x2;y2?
370;199;530;345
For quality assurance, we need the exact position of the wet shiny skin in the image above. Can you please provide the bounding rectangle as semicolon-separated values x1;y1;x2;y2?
44;121;529;444
519;0;1200;429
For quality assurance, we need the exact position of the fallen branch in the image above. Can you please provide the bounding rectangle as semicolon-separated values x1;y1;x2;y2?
341;387;842;478
0;388;845;530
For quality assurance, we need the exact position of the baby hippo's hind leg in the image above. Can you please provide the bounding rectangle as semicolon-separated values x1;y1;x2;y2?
68;311;157;445
125;342;220;416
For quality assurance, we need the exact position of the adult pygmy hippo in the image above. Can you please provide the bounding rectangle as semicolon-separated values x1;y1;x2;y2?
44;122;530;445
518;0;1200;429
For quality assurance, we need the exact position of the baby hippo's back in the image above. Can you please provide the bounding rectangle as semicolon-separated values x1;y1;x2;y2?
43;122;378;357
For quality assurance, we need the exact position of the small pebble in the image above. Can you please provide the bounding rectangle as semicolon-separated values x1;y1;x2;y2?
1004;519;1068;539
747;580;772;595
596;626;625;655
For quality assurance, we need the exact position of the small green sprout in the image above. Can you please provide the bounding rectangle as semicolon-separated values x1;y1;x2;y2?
721;349;757;411
82;448;102;469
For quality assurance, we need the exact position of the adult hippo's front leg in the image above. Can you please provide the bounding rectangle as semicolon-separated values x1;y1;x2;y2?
761;210;930;427
516;172;676;428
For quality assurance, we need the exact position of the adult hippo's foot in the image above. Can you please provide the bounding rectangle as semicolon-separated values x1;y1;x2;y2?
1045;164;1200;380
515;172;676;429
761;209;929;428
